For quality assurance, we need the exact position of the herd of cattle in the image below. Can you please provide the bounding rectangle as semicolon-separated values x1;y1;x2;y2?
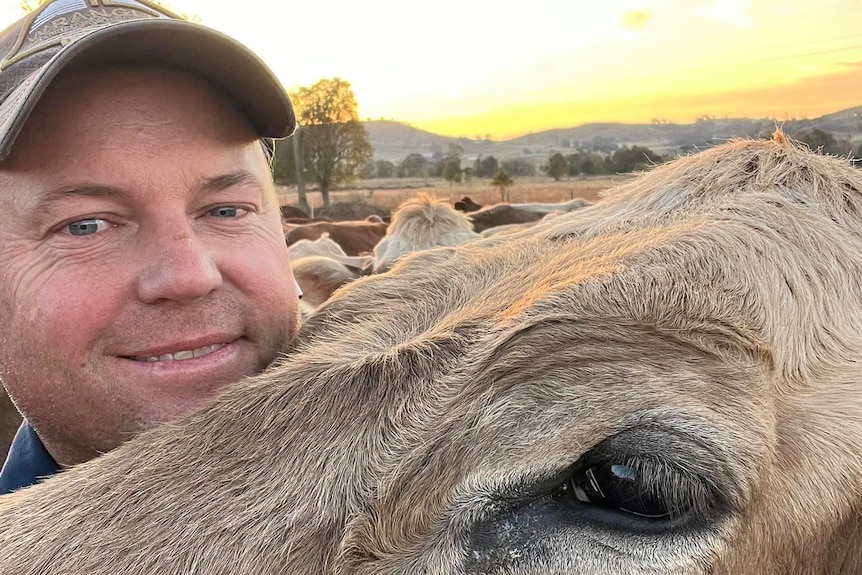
1;134;860;574
284;194;594;318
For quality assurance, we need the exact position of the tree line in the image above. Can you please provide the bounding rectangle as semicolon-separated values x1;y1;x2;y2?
274;77;862;212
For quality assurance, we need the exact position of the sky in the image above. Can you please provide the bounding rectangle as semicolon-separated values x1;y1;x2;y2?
1;0;861;140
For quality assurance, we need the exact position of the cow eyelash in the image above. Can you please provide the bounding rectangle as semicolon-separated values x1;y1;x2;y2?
552;454;719;524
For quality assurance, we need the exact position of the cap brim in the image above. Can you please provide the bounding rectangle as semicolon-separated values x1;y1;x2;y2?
0;19;296;161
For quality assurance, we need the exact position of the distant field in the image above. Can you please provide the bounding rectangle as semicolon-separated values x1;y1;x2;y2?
276;175;634;217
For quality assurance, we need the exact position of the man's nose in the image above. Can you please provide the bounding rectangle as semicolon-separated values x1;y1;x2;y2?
136;227;223;304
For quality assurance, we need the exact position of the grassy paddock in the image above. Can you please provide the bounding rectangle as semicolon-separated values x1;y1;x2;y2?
276;175;634;218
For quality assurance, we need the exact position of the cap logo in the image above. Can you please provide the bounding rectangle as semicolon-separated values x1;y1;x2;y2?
1;0;179;71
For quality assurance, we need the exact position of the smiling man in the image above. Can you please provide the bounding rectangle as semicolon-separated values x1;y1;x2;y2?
0;0;301;493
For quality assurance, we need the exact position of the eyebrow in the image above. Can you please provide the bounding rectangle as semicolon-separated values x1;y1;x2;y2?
26;170;264;220
194;170;264;194
27;184;133;220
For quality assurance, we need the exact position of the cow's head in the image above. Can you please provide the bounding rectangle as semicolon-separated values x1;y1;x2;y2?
1;135;859;575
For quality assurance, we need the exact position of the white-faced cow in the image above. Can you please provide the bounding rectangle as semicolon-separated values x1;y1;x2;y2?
0;135;859;574
372;194;479;273
287;237;372;319
287;235;373;270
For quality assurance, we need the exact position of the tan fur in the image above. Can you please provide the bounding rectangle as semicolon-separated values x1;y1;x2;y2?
290;255;362;320
288;235;373;270
0;135;859;574
372;193;479;272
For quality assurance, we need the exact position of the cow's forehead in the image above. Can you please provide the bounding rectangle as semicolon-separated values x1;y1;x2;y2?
304;136;862;387
314;216;744;335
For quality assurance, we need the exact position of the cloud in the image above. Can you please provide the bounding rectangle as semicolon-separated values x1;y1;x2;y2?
621;10;652;29
694;0;751;27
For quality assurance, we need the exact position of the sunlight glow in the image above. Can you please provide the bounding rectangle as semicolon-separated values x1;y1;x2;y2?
0;0;859;140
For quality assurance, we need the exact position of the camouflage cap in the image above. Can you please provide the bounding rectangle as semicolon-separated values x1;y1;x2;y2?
0;0;296;161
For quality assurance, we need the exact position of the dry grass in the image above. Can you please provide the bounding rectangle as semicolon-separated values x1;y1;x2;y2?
276;175;633;217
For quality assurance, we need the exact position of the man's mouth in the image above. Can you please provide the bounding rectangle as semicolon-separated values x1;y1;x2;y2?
128;343;226;363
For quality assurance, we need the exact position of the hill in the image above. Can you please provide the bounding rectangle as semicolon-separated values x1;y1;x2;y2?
363;106;862;164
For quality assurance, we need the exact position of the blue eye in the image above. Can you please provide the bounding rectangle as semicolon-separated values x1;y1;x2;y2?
209;206;248;218
67;219;109;236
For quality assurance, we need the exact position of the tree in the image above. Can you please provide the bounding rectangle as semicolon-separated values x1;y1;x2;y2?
501;158;536;177
474;155;499;178
794;128;853;156
545;152;569;181
565;153;582;177
581;156;596;176
442;159;462;184
398;153;430;178
446;142;464;160
610;145;663;173
272;137;296;184
375;160;395;178
270;130;311;212
439;144;462;184
795;128;835;153
290;78;373;208
491;170;514;202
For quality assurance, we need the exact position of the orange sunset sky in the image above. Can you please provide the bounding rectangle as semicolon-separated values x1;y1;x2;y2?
2;0;860;140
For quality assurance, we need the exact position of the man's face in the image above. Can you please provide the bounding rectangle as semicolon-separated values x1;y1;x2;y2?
0;67;300;466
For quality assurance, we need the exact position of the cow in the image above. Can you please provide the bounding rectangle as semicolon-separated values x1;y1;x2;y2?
287;236;372;318
287;235;373;270
290;255;364;320
283;216;333;225
454;195;483;213
285;220;388;256
479;211;570;238
279;205;310;220
372;194;479;273
0;134;860;575
468;197;593;232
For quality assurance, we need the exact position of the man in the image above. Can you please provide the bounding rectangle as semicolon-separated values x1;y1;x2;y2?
0;0;302;494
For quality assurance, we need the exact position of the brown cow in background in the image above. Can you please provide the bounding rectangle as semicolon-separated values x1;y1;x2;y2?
279;205;310;220
453;195;483;213
285;220;388;256
0;134;859;574
468;197;592;232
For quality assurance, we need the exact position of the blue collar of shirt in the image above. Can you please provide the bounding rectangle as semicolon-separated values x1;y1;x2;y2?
0;421;61;495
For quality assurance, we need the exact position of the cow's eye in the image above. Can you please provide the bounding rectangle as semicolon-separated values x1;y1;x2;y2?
464;437;727;572
559;461;674;518
552;455;707;524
